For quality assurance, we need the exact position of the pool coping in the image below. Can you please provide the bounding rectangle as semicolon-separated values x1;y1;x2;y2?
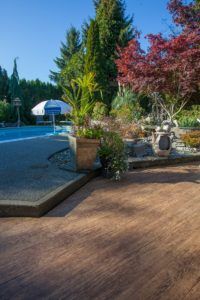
0;134;53;144
0;169;101;218
0;125;71;144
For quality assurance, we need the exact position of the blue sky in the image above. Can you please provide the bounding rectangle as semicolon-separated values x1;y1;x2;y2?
0;0;182;82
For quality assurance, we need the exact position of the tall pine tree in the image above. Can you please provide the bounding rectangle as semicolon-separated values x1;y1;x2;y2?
9;58;21;100
95;0;134;103
0;66;9;100
84;19;106;101
50;26;81;83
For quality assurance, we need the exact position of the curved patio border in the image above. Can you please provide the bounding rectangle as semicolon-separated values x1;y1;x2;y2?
0;169;101;217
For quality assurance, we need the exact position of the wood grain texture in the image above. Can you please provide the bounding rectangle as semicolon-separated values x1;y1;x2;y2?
0;163;200;300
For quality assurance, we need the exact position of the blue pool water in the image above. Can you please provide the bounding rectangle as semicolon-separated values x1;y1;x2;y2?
0;126;71;143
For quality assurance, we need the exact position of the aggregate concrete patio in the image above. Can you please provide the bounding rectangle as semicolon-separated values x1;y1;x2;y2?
0;163;200;299
0;136;94;216
0;136;80;202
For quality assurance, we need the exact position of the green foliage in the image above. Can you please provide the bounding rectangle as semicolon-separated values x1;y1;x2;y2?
60;49;85;87
96;0;133;56
178;116;199;128
9;58;21;100
112;87;137;109
0;101;14;122
85;19;106;100
110;105;134;123
81;21;90;47
63;73;100;127
181;131;200;148
51;1;134;105
76;127;103;139
98;131;128;180
177;105;200;128
50;26;81;84
111;87;144;122
0;66;9;101
19;79;62;124
95;0;134;104
92;101;108;120
0;61;62;124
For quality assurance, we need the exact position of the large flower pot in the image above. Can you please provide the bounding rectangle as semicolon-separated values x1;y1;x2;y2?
68;135;100;171
152;132;172;157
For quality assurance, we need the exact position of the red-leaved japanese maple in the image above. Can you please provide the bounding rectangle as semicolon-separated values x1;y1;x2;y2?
168;0;200;31
116;1;200;121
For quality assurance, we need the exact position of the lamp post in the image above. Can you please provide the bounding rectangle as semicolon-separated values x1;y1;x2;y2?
13;97;22;127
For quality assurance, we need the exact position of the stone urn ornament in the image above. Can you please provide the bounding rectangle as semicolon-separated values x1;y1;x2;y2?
152;122;172;157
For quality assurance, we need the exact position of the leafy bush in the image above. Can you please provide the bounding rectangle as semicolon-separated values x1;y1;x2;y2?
119;122;146;139
98;117;145;140
177;105;200;128
76;127;103;139
110;105;133;123
111;87;144;123
178;116;199;128
0;101;13;122
62;72;101;128
98;131;128;180
181;131;200;148
92;102;108;121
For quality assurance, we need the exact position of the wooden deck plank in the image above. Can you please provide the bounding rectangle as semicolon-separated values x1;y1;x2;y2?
0;163;200;299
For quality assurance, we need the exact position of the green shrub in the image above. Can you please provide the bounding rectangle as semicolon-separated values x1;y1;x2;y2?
110;105;133;123
98;131;128;180
177;105;200;128
111;87;144;123
76;127;103;139
178;116;199;127
92;102;108;121
181;131;200;148
0;101;13;122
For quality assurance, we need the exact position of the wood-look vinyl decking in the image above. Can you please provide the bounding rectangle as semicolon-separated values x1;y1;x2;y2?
0;163;200;300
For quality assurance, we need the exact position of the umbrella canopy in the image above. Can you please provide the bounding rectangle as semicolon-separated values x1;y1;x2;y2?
32;100;71;116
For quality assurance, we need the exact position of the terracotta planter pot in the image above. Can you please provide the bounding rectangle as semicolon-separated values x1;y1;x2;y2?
68;135;100;171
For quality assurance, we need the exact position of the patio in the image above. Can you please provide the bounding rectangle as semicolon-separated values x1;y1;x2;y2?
0;136;98;217
0;163;200;299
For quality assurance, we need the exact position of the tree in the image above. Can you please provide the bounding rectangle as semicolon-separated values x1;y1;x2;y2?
9;58;21;100
19;79;62;123
84;19;105;101
96;0;133;53
0;66;9;100
60;50;85;88
50;26;81;83
81;20;90;47
116;29;200;121
168;0;200;31
0;101;13;122
95;0;134;104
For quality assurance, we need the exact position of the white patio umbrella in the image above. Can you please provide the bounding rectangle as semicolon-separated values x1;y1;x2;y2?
32;99;71;132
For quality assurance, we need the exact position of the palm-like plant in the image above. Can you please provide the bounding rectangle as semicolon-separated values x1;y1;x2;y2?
111;86;144;122
63;72;100;127
112;85;138;110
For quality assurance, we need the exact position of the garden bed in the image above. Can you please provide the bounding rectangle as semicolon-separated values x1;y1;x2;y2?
50;146;200;171
128;151;200;169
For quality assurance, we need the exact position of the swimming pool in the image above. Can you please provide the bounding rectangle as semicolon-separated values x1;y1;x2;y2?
0;126;71;143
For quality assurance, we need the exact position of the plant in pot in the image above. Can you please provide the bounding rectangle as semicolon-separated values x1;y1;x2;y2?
62;73;103;171
98;131;128;180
